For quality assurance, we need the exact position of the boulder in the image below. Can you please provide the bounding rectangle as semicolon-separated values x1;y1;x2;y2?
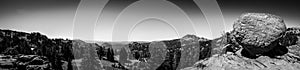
233;13;287;55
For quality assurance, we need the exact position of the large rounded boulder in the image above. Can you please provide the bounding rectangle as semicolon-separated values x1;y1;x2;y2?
233;13;287;55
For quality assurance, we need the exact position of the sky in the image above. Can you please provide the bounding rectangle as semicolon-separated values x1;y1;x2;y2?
0;0;79;39
0;0;299;41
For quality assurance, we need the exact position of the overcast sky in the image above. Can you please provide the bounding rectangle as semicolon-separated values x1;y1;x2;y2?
0;0;299;41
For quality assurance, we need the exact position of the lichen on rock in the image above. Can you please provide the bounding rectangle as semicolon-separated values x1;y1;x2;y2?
233;13;286;47
232;13;287;57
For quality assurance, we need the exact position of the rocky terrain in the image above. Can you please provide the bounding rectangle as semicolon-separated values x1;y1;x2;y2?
0;29;74;70
94;34;212;70
0;13;300;70
0;55;51;70
181;13;300;70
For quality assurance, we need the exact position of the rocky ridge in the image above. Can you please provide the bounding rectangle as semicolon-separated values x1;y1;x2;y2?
0;13;300;70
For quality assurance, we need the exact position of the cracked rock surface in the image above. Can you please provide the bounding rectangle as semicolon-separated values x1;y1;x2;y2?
233;13;287;55
182;53;300;70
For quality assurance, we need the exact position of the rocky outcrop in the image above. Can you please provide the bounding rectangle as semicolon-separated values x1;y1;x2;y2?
284;27;300;59
280;27;300;46
74;25;300;70
0;55;51;70
1;13;300;70
178;35;212;70
0;29;74;70
180;13;300;70
95;42;127;70
128;42;151;62
72;40;104;70
156;39;182;70
181;53;300;70
95;34;212;70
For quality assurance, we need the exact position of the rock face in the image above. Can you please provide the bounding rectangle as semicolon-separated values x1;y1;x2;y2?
232;13;287;57
182;53;300;70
